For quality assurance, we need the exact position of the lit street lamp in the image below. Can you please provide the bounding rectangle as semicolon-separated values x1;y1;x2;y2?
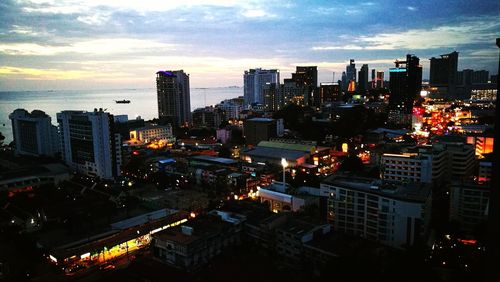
281;158;288;189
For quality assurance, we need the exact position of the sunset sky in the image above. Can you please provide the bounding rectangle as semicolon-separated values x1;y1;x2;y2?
0;0;499;90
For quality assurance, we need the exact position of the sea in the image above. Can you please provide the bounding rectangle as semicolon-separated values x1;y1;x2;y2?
0;87;242;143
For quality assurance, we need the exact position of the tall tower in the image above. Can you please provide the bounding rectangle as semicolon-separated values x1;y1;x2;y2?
346;59;356;84
9;109;60;157
243;68;280;105
388;54;422;126
57;109;121;180
358;64;369;94
429;51;459;96
157;70;191;126
292;66;318;106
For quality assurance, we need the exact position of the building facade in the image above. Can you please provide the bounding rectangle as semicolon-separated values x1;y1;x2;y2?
57;109;122;179
321;174;431;249
9;109;60;157
244;68;280;105
157;70;191;126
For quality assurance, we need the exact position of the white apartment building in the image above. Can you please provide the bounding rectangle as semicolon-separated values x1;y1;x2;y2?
321;174;431;249
57;109;122;179
9;109;60;157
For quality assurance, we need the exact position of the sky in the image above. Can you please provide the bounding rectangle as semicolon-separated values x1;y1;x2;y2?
0;0;499;91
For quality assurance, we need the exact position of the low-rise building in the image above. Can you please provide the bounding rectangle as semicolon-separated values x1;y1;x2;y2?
129;124;175;144
152;210;245;271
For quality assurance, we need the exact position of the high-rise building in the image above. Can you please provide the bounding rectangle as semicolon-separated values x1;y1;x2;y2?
57;109;122;180
429;51;459;96
358;64;369;94
243;68;280;105
376;71;385;88
346;59;356;83
388;54;422;126
341;71;348;92
263;83;283;111
9;109;60;157
291;66;318;106
156;70;191;127
281;78;303;106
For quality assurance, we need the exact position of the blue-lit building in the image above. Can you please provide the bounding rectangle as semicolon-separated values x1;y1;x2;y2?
156;70;191;126
388;54;422;126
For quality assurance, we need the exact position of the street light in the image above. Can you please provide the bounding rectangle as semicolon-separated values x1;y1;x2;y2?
281;158;288;189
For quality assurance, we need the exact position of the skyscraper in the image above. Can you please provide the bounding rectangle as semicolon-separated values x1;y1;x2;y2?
358;64;369;94
9;109;60;157
243;68;280;105
388;54;422;126
263;82;283;111
291;66;318;106
346;59;356;84
57;109;122;179
429;51;459;96
157;70;191;126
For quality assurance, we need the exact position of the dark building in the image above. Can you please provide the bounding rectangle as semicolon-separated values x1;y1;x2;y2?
157;70;191;127
429;51;458;96
243;118;277;146
472;70;490;84
263;83;283;111
192;106;225;128
388;54;422;126
358;64;369;95
291;66;318;106
319;83;341;104
346;59;356;84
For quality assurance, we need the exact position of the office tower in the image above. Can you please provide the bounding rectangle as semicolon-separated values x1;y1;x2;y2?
358;64;369;94
9;109;60;157
388;54;422;126
429;51;459;96
263;83;283;111
281;78;302;106
341;71;348;92
156;70;191;127
346;59;356;83
376;71;385;88
57;109;122;180
243;68;280;105
371;69;376;89
322;174;432;249
292;66;318;106
292;66;318;88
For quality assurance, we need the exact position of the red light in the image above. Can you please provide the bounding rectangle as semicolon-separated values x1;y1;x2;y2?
132;151;140;155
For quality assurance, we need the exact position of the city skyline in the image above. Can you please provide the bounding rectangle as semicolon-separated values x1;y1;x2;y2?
0;0;499;91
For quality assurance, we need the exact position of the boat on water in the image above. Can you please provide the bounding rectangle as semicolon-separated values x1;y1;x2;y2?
115;100;131;104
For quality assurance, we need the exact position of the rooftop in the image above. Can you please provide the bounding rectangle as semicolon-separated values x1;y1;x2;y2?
243;147;308;161
322;173;431;203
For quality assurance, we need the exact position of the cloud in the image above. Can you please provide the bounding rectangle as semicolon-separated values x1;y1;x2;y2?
407;6;417;11
313;17;499;51
0;66;95;80
241;9;276;18
0;38;177;56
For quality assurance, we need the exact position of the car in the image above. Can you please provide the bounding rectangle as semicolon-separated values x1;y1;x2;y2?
99;263;116;271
